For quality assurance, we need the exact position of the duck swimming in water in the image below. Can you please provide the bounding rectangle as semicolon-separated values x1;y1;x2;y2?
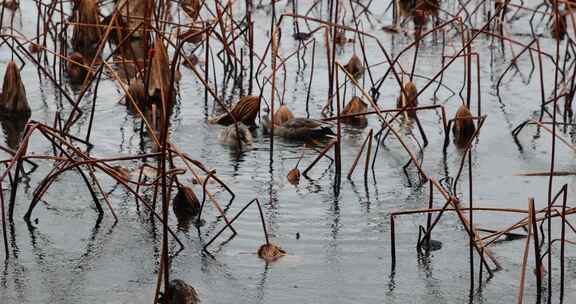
218;122;253;147
265;117;335;140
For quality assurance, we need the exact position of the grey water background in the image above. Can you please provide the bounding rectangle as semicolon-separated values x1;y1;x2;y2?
1;1;576;303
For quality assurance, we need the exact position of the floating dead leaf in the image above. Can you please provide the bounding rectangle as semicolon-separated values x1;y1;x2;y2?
0;60;30;115
257;243;286;262
287;168;300;185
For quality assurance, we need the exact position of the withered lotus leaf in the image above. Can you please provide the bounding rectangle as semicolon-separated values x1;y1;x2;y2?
341;96;368;127
71;0;102;51
273;104;294;126
452;105;476;148
209;96;261;126
287;168;300;185
0;61;30;115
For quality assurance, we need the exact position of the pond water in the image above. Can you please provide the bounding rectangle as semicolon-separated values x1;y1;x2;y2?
1;1;575;303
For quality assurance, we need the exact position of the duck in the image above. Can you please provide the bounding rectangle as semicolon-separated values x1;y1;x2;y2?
265;117;335;140
452;105;476;147
218;123;253;147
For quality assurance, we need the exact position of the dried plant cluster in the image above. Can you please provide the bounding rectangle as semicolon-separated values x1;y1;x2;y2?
0;0;573;303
